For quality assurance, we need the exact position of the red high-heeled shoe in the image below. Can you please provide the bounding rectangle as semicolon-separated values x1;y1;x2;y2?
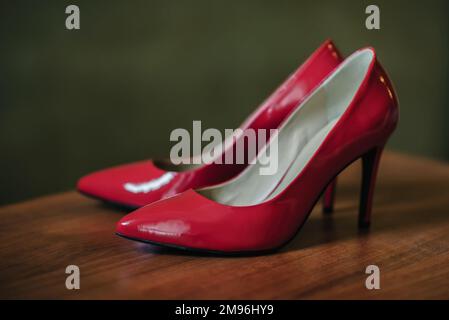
77;40;343;209
116;47;399;254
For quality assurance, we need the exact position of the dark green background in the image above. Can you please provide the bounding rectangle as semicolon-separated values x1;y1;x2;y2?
1;0;448;205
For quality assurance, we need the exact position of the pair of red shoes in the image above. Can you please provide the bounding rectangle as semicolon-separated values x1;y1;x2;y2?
78;40;399;254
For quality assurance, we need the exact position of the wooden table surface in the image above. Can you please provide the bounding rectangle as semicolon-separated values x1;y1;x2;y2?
1;151;449;299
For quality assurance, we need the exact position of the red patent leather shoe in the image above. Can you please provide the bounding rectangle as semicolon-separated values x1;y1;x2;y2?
77;40;343;209
116;47;399;254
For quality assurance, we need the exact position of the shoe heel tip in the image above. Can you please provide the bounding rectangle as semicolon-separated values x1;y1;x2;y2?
323;207;334;214
358;221;371;229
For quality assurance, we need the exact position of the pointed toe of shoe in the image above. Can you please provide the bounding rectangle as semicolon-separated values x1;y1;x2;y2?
114;190;287;253
115;200;193;246
77;160;173;208
116;212;142;240
77;172;106;198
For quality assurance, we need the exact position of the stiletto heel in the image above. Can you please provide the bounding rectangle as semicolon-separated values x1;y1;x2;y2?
323;178;337;214
359;146;384;228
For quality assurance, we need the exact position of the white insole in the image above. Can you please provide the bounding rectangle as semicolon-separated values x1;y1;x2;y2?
199;49;374;206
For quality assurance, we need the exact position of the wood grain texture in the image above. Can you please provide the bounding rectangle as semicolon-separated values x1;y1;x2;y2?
1;151;449;299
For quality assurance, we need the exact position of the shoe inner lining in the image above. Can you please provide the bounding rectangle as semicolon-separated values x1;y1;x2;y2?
198;49;374;206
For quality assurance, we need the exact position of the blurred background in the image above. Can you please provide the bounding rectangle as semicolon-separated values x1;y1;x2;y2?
1;0;448;205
